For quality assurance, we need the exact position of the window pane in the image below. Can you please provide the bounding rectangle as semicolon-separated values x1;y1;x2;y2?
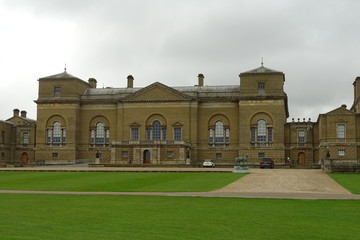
131;128;139;141
62;129;66;143
47;129;52;143
215;121;224;143
153;121;161;140
268;127;273;143
257;120;266;143
90;130;95;144
146;128;151;140
225;129;230;144
162;128;167;140
22;132;29;144
209;129;214;144
338;150;345;156
53;122;61;143
258;82;265;90
96;122;105;144
337;124;345;138
298;130;305;145
54;87;61;97
174;127;182;141
105;129;110;144
250;127;256;143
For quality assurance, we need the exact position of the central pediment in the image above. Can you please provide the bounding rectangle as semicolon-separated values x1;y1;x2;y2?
123;82;192;102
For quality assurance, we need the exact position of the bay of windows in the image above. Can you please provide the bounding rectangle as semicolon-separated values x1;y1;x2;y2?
251;119;273;144
209;121;229;145
146;120;167;140
90;122;109;145
47;121;66;144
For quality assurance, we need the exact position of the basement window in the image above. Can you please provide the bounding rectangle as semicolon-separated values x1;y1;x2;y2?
338;150;345;156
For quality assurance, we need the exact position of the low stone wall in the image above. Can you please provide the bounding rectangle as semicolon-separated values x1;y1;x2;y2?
323;159;360;173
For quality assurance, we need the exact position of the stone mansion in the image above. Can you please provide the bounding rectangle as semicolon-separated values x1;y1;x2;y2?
1;65;360;167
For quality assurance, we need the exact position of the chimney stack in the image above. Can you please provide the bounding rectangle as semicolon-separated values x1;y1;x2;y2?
88;78;97;88
21;110;27;118
127;75;134;88
13;109;20;117
198;74;204;86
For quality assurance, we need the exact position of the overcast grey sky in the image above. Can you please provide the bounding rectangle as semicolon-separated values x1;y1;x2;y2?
1;0;359;121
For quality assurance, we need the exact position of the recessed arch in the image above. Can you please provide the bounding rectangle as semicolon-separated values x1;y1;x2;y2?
46;115;67;127
89;115;110;127
145;113;167;126
208;114;230;127
250;112;273;126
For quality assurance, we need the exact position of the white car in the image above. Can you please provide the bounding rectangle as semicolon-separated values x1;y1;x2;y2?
202;159;215;168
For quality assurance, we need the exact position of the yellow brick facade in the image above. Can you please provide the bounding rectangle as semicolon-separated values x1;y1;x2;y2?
2;66;360;167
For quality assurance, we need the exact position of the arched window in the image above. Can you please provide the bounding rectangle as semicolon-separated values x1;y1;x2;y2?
257;119;266;143
47;121;66;144
215;121;224;144
146;120;167;141
90;122;110;146
251;119;273;144
153;120;161;140
96;122;105;144
209;120;230;145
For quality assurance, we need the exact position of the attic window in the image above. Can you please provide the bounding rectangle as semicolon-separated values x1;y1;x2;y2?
54;87;61;97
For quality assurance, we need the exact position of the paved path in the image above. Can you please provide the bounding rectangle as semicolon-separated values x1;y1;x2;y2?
0;167;359;199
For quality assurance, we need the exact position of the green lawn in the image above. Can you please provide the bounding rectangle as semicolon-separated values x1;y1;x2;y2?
0;171;244;192
329;173;360;194
0;194;359;240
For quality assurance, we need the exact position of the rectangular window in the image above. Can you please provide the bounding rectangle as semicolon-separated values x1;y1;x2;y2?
22;132;29;145
131;128;139;141
215;153;222;159
258;152;265;159
62;129;66;144
162;128;167;140
47;129;52;144
337;124;345;142
268;127;273;143
298;130;305;146
52;152;59;158
225;129;230;144
105;129;110;144
146;128;151;140
174;127;182;141
1;131;4;144
258;82;265;94
167;151;174;158
258;82;265;90
250;127;256;143
53;127;61;144
338;150;345;156
90;130;95;144
122;151;129;157
209;129;214;144
54;87;61;97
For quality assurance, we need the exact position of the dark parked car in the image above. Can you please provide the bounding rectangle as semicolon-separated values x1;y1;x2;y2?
260;158;274;169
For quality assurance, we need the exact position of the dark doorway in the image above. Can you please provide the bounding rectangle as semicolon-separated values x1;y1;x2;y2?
143;150;151;164
298;152;305;165
21;152;29;165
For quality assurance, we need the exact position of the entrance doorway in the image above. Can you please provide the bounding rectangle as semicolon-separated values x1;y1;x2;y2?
143;150;151;164
298;152;305;165
21;152;29;165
